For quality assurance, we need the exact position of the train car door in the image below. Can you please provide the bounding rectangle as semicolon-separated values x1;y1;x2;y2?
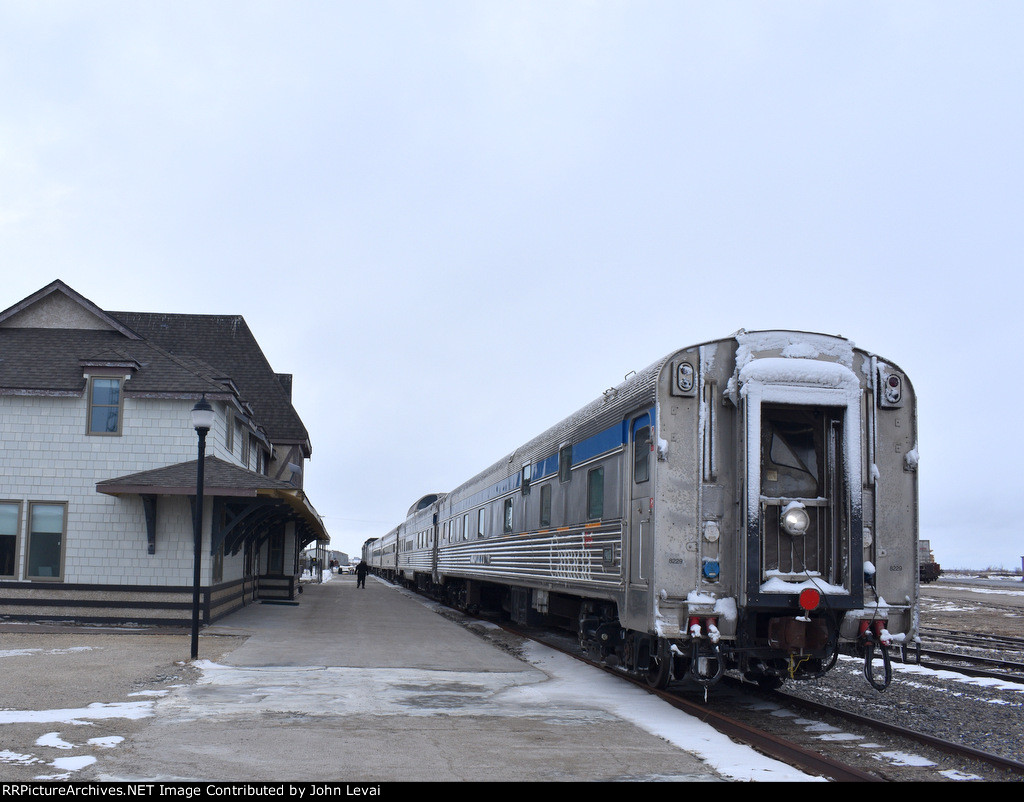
741;380;863;608
629;413;653;586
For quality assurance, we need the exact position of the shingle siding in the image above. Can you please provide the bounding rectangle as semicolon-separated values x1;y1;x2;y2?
0;281;325;624
0;394;227;586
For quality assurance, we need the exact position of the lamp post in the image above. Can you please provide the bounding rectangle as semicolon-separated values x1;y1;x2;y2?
190;395;215;660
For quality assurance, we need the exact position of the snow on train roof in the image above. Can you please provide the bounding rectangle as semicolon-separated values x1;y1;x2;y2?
733;329;856;370
739;357;860;392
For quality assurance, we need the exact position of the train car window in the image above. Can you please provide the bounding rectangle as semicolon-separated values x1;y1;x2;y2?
521;463;532;495
588;467;604;519
539;484;552;527
463;513;470;540
633;422;651;484
761;408;823;498
477;508;486;538
559;445;572;482
503;499;513;533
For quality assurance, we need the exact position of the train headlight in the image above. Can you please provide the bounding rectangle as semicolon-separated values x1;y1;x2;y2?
780;505;810;536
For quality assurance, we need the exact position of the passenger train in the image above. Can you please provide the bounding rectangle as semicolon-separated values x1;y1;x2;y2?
364;330;919;691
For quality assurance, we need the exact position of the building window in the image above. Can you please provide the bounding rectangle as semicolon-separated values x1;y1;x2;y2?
503;498;513;533
213;543;224;584
559;445;573;483
226;411;234;452
268;529;285;574
587;467;604;520
0;501;20;577
27;502;66;580
87;377;123;435
539;485;552;528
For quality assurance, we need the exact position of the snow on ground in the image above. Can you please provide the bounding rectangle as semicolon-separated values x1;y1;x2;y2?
931;584;1024;599
0;701;155;726
0;701;155;780
2;574;1021;782
514;640;821;781
883;658;1024;695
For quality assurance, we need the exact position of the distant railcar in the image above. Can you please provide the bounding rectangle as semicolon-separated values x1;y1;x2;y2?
365;331;919;690
919;540;941;584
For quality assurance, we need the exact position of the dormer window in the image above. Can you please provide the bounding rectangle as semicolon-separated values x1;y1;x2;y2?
87;376;124;435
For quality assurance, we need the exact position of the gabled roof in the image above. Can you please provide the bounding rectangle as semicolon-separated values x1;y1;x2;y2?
0;328;231;397
0;281;310;453
109;311;309;449
0;280;141;338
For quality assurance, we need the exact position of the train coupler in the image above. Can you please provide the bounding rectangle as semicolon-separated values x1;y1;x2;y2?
688;640;724;686
686;618;724;686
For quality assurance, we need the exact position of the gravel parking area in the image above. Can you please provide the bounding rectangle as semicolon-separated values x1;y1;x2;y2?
0;625;244;781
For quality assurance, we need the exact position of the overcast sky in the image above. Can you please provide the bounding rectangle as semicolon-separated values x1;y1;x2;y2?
2;2;1021;569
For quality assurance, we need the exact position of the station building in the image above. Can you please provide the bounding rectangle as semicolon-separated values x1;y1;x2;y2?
0;280;329;626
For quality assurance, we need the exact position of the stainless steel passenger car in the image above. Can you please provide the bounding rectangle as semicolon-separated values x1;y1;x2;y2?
365;330;919;690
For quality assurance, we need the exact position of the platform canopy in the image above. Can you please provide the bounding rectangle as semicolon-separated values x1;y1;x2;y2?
97;456;329;555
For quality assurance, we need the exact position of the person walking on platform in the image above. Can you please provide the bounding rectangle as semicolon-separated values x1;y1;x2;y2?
355;559;368;589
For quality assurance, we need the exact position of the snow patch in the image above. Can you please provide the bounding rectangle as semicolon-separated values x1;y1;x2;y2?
0;701;155;725
35;732;74;750
51;755;97;772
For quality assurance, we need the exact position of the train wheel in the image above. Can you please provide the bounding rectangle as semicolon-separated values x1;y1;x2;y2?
645;638;672;689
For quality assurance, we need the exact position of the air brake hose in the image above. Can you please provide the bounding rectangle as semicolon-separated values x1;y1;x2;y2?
862;638;893;691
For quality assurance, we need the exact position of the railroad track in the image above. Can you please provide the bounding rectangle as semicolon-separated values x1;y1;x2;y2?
770;681;1024;780
899;628;1024;682
512;621;1024;781
518;626;883;782
427;601;881;781
414;584;1024;781
515;623;1024;781
919;626;1024;654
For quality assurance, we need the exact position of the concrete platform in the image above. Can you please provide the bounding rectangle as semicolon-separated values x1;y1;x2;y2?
78;574;809;782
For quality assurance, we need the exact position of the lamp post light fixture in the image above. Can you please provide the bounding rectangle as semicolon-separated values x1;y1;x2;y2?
190;394;215;660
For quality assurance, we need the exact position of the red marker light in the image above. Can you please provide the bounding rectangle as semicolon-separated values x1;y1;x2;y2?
799;588;821;612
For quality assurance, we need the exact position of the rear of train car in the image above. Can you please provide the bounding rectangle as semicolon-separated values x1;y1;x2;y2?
625;330;918;688
367;330;919;690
